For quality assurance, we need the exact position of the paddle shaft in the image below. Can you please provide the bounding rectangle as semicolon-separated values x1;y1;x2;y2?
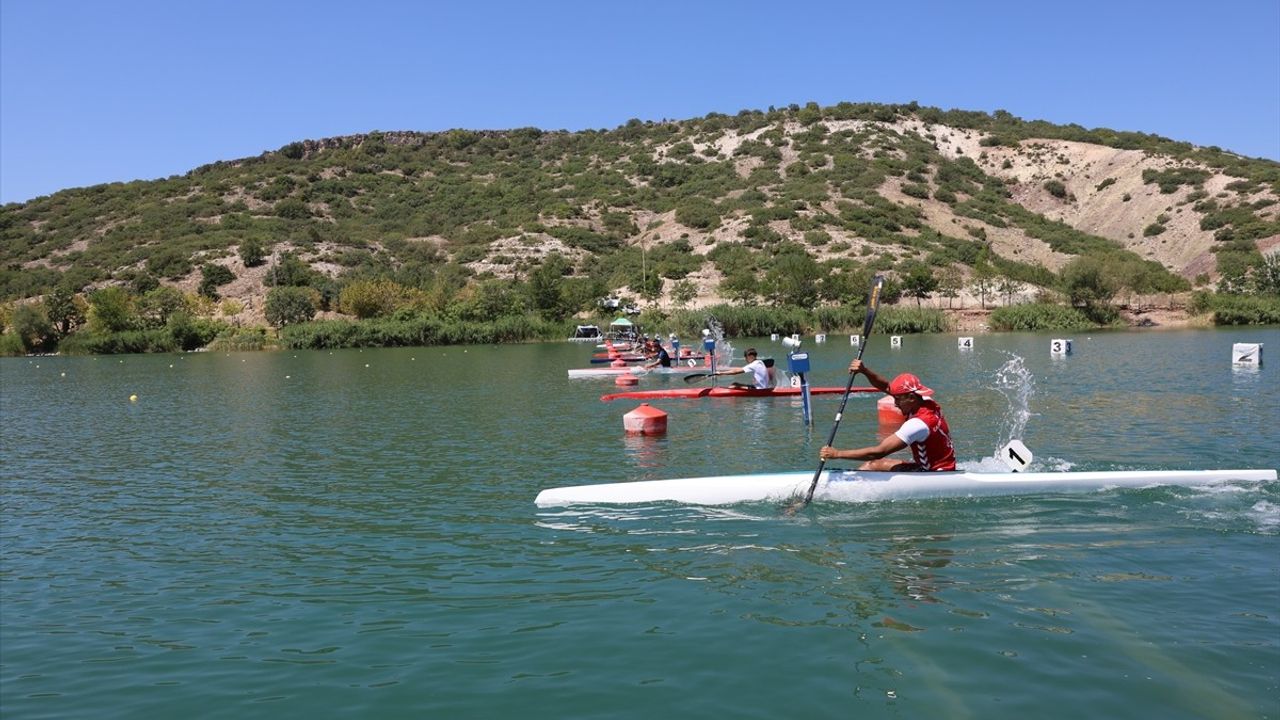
803;344;870;503
799;275;885;507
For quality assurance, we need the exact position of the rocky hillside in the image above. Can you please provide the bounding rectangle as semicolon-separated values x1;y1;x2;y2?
3;102;1278;326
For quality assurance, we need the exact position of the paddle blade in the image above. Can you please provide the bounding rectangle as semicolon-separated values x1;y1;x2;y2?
860;275;886;340
795;274;885;511
682;372;713;383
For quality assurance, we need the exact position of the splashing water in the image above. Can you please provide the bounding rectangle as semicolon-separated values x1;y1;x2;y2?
703;313;735;364
991;352;1036;454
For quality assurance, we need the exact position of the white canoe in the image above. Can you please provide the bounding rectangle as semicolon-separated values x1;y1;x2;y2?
567;365;708;378
534;468;1277;507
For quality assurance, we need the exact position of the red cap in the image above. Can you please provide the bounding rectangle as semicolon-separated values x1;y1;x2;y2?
888;373;934;398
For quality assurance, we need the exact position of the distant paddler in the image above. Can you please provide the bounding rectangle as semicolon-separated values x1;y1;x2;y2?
820;360;956;471
642;338;672;369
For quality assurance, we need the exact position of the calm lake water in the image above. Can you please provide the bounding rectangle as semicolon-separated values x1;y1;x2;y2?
2;327;1278;719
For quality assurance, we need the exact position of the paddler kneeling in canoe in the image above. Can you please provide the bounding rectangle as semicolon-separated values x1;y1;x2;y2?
820;360;957;471
713;348;776;389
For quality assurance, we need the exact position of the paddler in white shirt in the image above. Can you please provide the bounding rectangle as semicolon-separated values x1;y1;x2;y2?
714;348;775;389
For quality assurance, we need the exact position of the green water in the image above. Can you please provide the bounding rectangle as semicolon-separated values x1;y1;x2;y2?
2;328;1278;719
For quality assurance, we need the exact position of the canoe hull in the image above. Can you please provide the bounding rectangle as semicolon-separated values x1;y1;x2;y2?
534;468;1277;506
568;365;706;378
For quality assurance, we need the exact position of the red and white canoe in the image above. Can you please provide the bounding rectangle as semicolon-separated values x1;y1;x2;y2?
600;386;880;401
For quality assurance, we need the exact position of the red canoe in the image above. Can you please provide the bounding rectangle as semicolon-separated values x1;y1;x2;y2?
600;386;881;401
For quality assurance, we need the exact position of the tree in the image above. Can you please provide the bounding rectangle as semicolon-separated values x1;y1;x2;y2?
198;263;236;299
997;276;1021;306
88;287;137;333
338;279;410;319
265;253;314;287
672;280;698;308
971;262;997;310
763;252;820;307
900;262;938;308
265;286;318;327
239;238;266;268
137;286;190;329
720;271;759;305
937;267;963;309
527;254;571;320
1254;253;1280;295
1060;256;1117;308
11;303;53;352
44;287;87;337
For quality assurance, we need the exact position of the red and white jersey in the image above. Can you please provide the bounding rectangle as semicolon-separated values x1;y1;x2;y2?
893;400;956;471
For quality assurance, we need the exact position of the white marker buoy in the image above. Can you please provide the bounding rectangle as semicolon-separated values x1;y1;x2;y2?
958;337;974;350
1051;338;1072;355
1232;343;1263;366
890;335;903;348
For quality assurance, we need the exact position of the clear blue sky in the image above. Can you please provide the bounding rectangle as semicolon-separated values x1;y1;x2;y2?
3;0;1278;205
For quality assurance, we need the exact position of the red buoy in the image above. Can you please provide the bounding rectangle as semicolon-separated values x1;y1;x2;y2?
615;374;639;386
877;395;904;428
623;403;668;435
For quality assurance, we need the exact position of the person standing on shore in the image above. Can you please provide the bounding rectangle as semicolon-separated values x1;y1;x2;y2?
819;359;956;471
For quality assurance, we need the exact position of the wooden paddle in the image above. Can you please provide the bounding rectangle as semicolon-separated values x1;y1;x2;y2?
787;275;885;514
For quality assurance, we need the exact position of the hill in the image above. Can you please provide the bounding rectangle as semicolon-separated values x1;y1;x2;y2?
2;101;1278;344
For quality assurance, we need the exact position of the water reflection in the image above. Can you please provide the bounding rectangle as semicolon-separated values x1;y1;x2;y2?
878;533;954;606
621;433;668;469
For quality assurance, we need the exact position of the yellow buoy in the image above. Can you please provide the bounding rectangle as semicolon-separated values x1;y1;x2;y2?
129;394;138;402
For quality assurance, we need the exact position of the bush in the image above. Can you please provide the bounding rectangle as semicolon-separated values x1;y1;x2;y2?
274;198;311;219
675;198;720;229
901;183;930;199
339;279;415;319
1203;294;1280;325
240;238;266;267
265;286;319;326
198;263;236;298
1044;180;1068;199
989;302;1094;331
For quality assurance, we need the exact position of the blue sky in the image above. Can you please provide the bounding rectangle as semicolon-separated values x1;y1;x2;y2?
2;0;1278;205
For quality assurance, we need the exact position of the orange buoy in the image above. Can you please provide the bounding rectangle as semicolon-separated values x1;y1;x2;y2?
610;358;627;368
623;403;668;435
615;374;639;386
877;395;904;428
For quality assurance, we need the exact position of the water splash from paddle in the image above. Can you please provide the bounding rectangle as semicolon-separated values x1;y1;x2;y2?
991;352;1036;453
703;313;735;365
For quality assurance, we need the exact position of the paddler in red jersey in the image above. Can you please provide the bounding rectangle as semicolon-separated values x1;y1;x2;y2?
819;360;957;471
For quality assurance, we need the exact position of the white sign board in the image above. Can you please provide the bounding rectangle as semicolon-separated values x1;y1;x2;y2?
1232;343;1263;366
958;337;974;350
1051;338;1072;355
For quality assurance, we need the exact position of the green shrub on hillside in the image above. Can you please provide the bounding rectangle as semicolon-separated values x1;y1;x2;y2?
265;286;319;327
989;303;1094;330
1142;167;1210;193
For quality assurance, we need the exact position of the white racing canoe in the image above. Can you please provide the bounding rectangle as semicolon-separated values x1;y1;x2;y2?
534;468;1277;507
567;365;708;378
